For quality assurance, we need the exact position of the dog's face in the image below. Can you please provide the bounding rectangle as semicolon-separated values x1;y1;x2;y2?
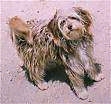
58;14;84;40
57;7;92;40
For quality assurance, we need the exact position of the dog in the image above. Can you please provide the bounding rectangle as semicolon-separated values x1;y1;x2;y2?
9;7;104;100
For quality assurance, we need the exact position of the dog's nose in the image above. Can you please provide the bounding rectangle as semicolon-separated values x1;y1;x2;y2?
68;25;73;30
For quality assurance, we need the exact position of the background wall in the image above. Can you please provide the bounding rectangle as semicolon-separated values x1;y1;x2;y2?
0;0;110;104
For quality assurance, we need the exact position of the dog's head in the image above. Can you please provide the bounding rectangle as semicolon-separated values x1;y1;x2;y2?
48;7;92;41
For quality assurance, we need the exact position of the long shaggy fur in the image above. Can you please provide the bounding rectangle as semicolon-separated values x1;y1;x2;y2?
9;7;103;100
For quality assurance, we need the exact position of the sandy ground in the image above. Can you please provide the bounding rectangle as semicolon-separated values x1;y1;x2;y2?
0;0;111;104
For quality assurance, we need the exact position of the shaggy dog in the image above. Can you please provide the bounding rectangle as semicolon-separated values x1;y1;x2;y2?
9;7;104;100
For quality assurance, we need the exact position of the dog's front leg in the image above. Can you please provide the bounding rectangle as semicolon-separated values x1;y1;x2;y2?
77;42;104;81
61;54;88;100
65;67;88;100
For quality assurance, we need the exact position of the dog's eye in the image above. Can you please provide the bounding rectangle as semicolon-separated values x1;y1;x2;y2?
60;20;66;26
62;20;66;23
68;16;76;19
68;16;80;21
61;20;66;24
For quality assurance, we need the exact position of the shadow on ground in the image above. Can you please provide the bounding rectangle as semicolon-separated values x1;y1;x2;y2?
21;62;99;89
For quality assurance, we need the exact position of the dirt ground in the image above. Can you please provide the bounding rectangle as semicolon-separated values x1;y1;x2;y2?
0;0;111;104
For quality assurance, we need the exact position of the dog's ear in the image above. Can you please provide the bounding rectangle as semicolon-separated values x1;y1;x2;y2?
73;7;92;29
47;11;59;37
54;10;58;19
47;11;58;30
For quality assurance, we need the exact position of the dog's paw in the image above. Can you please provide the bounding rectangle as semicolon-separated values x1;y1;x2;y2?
94;73;104;82
37;82;49;90
74;87;88;100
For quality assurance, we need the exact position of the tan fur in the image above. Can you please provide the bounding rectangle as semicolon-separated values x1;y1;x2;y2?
9;16;33;44
9;7;103;100
9;16;29;32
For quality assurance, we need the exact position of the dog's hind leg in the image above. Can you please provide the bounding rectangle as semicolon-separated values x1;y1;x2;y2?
27;67;49;90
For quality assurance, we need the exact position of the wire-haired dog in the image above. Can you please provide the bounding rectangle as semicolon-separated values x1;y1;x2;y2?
9;7;104;100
